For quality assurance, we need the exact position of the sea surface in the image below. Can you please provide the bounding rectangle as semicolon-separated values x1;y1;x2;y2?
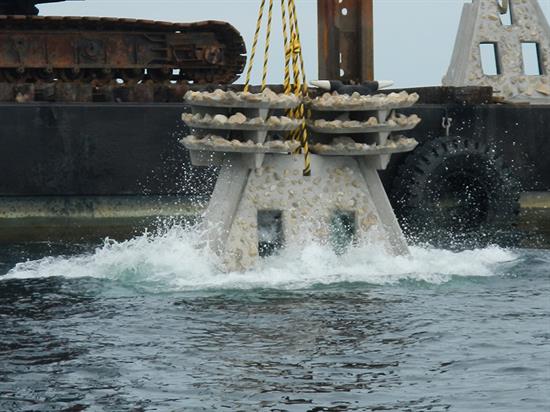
0;225;549;411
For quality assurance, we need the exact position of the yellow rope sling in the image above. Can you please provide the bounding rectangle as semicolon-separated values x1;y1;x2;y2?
243;0;311;176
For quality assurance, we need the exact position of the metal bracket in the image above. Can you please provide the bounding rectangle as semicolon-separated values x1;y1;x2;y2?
442;115;453;137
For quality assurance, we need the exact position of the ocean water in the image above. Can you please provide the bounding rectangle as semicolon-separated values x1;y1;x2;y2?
0;225;549;411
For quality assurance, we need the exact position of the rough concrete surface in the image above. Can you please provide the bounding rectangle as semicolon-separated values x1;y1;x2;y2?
203;154;408;272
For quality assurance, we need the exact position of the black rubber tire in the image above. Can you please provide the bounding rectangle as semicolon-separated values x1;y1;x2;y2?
391;136;521;248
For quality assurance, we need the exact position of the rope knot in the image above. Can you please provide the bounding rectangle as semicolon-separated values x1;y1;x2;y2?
291;40;301;54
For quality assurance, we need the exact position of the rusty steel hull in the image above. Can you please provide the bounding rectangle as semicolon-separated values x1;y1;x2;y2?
0;16;246;84
0;87;549;246
0;102;214;197
0;89;549;197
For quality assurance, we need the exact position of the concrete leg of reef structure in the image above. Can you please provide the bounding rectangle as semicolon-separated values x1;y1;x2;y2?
202;154;409;272
358;160;409;255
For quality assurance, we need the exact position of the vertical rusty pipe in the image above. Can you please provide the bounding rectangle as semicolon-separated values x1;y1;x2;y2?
317;0;339;80
361;0;374;81
317;0;374;82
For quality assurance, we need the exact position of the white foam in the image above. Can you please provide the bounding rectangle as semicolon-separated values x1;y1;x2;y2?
2;225;518;290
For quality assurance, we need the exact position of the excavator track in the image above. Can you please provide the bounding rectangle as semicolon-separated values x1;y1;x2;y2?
0;15;247;84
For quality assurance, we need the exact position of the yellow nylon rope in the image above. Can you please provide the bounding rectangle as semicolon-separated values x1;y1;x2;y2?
280;0;292;95
244;0;311;175
288;1;301;97
286;0;310;175
244;0;266;93
261;0;274;90
289;0;307;92
287;0;301;130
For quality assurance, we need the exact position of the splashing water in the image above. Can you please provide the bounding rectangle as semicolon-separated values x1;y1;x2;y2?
2;224;518;291
1;226;548;412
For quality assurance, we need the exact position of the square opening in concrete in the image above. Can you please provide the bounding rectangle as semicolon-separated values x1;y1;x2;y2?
498;1;513;26
258;210;284;257
521;42;543;75
480;43;501;75
330;211;356;255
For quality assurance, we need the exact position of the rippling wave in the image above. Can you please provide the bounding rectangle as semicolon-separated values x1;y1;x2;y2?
1;225;548;411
